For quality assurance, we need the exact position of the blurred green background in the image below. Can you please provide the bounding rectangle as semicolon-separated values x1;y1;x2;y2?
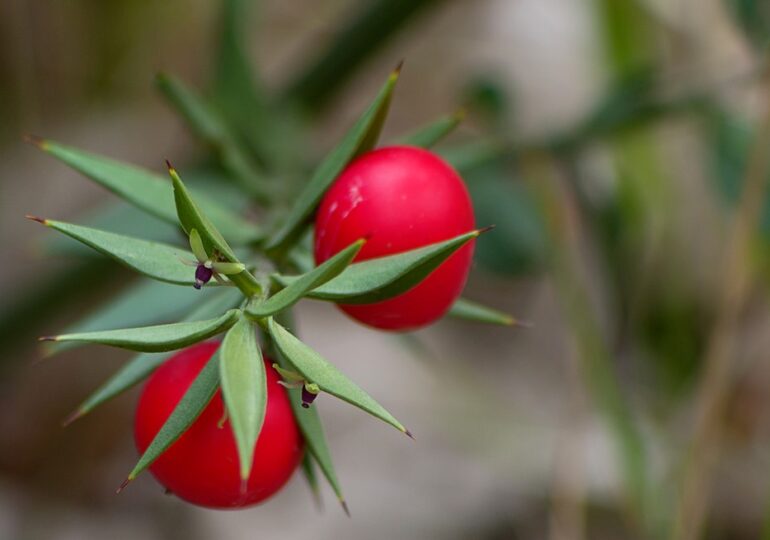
3;0;770;538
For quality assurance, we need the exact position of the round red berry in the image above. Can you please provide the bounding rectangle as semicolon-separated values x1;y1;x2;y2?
314;145;476;331
134;341;303;508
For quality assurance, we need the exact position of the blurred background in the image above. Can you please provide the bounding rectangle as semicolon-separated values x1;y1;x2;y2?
2;0;770;538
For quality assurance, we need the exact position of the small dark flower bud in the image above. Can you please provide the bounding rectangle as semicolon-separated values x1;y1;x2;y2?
194;264;214;289
301;385;319;408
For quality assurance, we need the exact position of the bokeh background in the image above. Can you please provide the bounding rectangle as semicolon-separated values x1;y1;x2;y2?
2;0;770;538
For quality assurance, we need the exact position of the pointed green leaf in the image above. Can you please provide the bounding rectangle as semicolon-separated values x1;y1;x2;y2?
212;0;260;113
220;316;266;480
34;218;199;286
397;109;465;148
275;230;480;304
47;309;239;352
438;140;504;172
268;319;407;434
247;239;364;318
300;452;323;509
156;73;271;202
447;298;517;326
212;262;246;274
285;0;439;111
68;352;170;427
44;200;182;258
189;229;208;263
167;166;262;297
266;68;400;252
211;0;287;166
272;350;345;508
48;279;224;356
32;138;262;244
65;288;243;423
127;351;221;482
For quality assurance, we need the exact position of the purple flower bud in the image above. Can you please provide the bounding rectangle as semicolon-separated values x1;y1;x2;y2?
194;264;214;290
301;386;318;409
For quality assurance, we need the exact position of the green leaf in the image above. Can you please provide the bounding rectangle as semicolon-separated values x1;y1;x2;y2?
212;0;261;116
46;309;239;352
272;348;345;510
275;230;480;304
447;298;517;326
43;200;182;258
397;109;465;148
284;0;445;111
266;68;401;253
300;452;323;509
727;0;770;50
125;351;221;483
33;218;198;286
267;318;408;434
156;73;271;202
465;161;546;275
49;279;222;356
64;288;243;424
211;0;288;167
247;239;364;318
167;165;262;297
168;165;236;259
219;316;266;480
31;138;262;244
438;140;505;172
67;352;169;427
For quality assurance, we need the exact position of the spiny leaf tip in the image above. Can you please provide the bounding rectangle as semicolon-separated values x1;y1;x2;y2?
512;318;534;329
116;478;131;494
22;134;46;148
25;215;48;225
477;225;496;235
341;499;351;517
62;407;85;427
38;335;57;342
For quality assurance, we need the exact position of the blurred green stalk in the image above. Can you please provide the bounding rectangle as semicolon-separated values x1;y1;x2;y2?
672;77;770;540
525;153;651;531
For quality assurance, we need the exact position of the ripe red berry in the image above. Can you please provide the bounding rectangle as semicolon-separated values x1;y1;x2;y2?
134;341;303;508
314;145;475;331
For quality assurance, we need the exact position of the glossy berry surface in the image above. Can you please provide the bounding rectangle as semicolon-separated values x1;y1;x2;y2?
314;145;475;330
134;341;303;509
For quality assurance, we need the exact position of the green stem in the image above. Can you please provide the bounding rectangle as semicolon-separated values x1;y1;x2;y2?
228;270;263;298
526;153;650;529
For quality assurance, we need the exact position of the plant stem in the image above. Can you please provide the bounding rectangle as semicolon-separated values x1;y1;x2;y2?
671;76;770;540
524;152;651;530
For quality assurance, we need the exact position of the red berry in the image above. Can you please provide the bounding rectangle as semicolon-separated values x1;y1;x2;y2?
314;146;475;331
133;341;303;508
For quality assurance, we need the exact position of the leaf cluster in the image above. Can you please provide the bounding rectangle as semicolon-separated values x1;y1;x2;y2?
27;0;515;510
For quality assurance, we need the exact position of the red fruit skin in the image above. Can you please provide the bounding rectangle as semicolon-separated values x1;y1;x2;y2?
134;342;303;509
314;146;476;331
